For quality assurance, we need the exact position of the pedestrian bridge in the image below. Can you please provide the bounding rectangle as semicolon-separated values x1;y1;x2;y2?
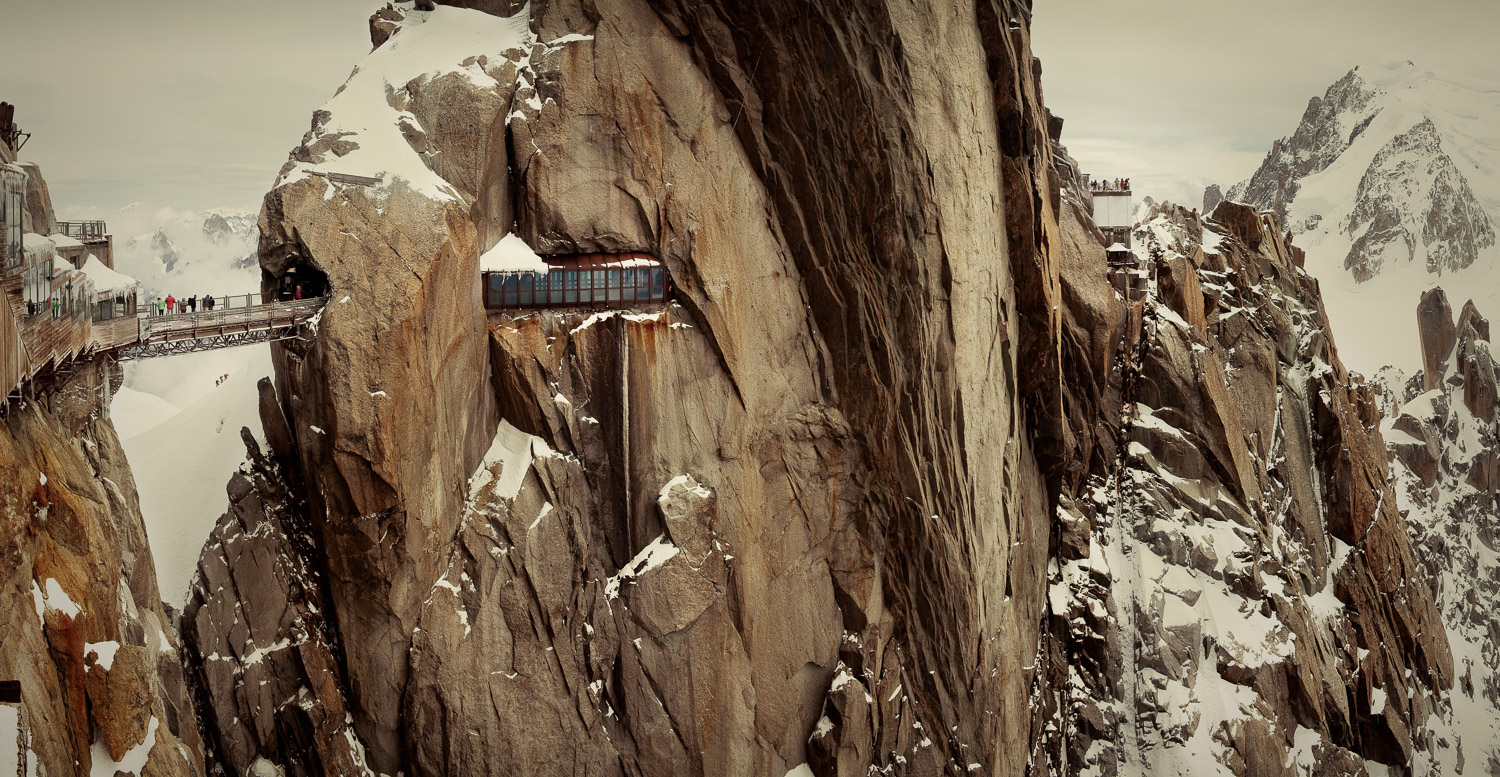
113;297;327;360
2;293;327;400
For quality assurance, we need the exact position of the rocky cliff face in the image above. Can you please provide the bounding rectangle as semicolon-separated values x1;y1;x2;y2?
0;359;204;776
1376;287;1500;776
1041;201;1451;776
178;4;1459;777
189;0;1067;774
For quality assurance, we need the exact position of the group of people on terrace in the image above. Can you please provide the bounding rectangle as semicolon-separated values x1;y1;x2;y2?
151;294;218;316
1091;177;1130;192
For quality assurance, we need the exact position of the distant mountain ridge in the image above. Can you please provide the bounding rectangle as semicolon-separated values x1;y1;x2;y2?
81;204;261;298
1227;61;1500;373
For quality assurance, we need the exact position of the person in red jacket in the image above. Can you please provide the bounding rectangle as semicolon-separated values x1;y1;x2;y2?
166;295;176;314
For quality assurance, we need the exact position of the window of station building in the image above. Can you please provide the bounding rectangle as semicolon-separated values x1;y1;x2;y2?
23;259;52;317
483;258;669;310
3;183;22;273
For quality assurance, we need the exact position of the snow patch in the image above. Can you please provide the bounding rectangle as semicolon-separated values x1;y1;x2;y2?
470;420;537;502
41;578;83;618
480;233;549;273
85;641;121;671
89;716;158;777
605;535;681;599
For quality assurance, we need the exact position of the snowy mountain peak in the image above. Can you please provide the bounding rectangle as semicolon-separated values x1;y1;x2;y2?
1230;63;1500;373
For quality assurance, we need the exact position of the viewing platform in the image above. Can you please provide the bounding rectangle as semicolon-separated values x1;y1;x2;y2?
54;220;106;242
483;252;670;311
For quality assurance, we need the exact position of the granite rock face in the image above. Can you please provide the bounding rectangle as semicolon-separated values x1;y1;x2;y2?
1418;287;1458;391
0;359;203;777
1202;183;1224;216
181;4;1460;776
194;0;1067;774
16;161;55;237
180;425;369;777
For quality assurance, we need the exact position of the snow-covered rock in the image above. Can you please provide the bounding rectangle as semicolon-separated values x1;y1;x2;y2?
1040;200;1451;776
1372;287;1500;777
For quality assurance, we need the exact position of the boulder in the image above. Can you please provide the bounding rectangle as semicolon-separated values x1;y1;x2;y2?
368;4;403;48
1212;200;1265;249
84;645;154;761
1418;287;1457;390
1158;252;1207;333
1389;412;1441;487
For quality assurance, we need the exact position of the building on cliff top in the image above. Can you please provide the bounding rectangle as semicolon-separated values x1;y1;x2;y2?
1087;175;1134;248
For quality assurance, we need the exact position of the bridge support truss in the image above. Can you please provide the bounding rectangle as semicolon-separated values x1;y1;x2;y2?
113;326;312;361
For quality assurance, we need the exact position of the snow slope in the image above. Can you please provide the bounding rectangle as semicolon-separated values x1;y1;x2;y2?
114;346;272;606
1231;61;1500;374
272;4;535;204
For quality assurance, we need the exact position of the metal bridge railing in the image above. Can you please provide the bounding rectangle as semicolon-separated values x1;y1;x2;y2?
146;292;279;313
139;297;327;342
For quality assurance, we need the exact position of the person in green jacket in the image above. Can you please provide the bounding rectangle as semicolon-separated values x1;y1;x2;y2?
155;297;166;316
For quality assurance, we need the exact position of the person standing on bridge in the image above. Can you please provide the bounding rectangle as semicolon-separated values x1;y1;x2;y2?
189;295;197;313
155;297;165;316
204;294;214;312
166;295;175;314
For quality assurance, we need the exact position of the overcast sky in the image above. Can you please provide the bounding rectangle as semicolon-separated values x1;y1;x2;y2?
1031;0;1500;209
6;2;1500;219
0;0;373;216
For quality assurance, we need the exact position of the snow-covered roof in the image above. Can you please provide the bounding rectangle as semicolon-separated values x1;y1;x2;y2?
22;233;56;259
77;255;139;296
1106;243;1130;253
480;233;549;273
48;233;84;249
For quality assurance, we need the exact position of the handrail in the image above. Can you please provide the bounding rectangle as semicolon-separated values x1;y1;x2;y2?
53;220;108;241
144;292;278;312
139;296;327;341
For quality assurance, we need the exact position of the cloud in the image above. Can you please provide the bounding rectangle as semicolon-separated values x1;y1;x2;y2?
0;0;375;213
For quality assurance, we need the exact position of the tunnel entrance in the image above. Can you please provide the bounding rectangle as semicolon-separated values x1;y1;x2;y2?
270;261;329;302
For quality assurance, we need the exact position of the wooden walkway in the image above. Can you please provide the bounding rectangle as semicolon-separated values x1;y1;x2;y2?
3;294;327;398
